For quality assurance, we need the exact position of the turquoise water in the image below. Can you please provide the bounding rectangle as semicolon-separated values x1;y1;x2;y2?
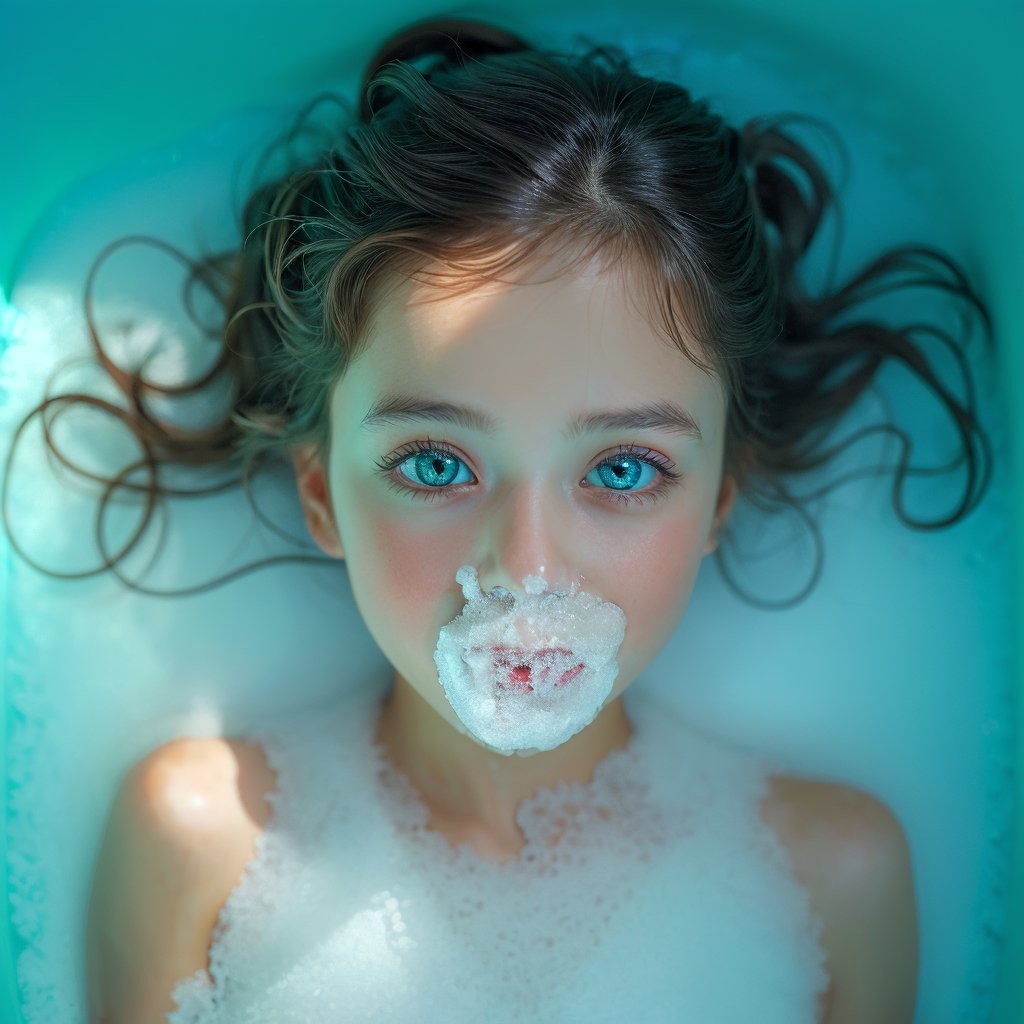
2;2;1020;1021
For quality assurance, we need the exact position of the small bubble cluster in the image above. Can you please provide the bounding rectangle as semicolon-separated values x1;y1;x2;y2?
434;566;627;755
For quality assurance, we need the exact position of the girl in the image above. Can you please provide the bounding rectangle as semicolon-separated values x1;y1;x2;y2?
8;13;992;1024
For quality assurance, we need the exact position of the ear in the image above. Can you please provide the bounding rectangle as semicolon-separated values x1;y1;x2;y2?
703;471;738;557
291;443;345;560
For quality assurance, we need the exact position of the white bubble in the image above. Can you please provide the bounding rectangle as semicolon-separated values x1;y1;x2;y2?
433;565;627;755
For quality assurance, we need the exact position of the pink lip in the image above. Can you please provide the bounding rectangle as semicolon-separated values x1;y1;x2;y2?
481;645;585;692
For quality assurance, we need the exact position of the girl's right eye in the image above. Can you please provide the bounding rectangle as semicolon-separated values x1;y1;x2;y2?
372;438;474;504
379;440;473;494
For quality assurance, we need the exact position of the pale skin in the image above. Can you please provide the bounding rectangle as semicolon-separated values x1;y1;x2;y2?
305;247;737;851
85;246;919;1023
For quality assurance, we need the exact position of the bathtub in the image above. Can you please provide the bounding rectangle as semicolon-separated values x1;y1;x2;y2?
1;2;1020;1022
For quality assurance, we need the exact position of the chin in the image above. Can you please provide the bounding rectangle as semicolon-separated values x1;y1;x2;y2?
472;733;541;758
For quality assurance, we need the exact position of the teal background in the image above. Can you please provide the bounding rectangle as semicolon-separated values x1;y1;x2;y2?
2;1;1020;1020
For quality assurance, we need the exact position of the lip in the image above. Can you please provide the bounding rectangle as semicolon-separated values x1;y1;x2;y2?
477;645;585;692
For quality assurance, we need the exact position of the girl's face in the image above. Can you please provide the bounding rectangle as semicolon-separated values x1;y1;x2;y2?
294;250;737;743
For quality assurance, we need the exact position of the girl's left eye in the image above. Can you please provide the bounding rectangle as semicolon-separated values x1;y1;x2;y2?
372;438;683;508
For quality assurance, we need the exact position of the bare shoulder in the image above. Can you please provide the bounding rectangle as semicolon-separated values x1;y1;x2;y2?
87;737;280;1022
139;734;279;838
133;733;281;924
135;734;281;901
760;774;919;1024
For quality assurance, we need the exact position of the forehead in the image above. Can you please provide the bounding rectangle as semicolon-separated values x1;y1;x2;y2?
336;252;725;443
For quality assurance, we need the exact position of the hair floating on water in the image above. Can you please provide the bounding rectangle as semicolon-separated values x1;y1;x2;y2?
1;14;996;608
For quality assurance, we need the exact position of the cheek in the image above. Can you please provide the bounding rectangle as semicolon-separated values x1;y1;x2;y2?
359;513;464;636
607;514;708;654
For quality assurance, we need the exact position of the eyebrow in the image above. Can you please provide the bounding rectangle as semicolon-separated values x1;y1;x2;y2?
359;392;703;442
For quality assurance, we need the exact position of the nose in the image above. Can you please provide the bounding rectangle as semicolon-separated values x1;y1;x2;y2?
473;481;585;600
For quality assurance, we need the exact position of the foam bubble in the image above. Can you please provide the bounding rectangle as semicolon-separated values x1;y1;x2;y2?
432;566;627;755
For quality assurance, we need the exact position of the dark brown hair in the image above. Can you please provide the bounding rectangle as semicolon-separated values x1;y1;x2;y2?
2;15;995;608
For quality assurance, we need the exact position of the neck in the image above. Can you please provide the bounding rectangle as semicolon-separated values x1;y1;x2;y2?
374;671;634;851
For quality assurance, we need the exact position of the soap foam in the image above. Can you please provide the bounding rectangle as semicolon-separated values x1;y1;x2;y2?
432;566;627;755
167;686;832;1023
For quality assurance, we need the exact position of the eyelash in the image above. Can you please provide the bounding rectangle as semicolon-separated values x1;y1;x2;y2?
372;438;683;508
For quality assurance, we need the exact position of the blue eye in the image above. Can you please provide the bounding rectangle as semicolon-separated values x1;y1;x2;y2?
373;438;683;508
397;445;473;489
586;454;657;492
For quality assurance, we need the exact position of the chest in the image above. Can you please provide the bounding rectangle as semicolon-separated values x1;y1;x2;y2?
187;705;834;1023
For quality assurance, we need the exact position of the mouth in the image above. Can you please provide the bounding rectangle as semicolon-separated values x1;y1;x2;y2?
477;645;586;693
